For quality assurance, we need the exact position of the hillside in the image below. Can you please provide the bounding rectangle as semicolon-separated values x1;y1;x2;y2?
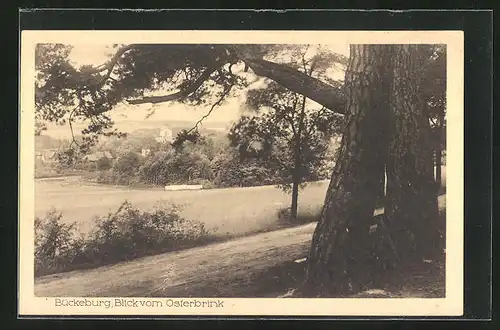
34;195;446;298
129;124;228;139
38;119;229;151
41;119;231;141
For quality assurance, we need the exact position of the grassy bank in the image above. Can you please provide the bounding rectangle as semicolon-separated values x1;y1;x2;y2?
34;200;321;278
35;201;446;298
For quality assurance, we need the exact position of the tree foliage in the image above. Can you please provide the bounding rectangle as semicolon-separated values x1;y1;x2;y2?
229;46;344;194
110;150;143;184
138;140;217;186
35;44;346;151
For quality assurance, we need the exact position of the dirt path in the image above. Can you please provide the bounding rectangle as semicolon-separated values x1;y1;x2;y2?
35;222;316;297
35;195;446;298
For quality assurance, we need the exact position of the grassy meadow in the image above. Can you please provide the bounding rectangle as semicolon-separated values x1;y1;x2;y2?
35;177;328;238
35;166;445;239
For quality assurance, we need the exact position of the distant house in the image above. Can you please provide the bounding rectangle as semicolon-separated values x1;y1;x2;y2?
83;151;114;163
35;151;43;161
141;148;152;157
155;126;173;144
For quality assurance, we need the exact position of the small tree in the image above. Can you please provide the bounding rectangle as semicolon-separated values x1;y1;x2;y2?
230;46;343;220
139;140;214;186
168;142;214;184
211;148;276;188
112;150;143;184
35;120;47;136
54;147;82;171
139;150;173;185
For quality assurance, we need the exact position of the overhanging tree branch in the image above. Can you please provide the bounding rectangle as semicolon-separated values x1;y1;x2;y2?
122;48;345;114
126;61;222;105
185;84;234;135
243;58;345;115
88;44;137;86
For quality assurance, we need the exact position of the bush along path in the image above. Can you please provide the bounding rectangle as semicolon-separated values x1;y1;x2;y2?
34;201;216;277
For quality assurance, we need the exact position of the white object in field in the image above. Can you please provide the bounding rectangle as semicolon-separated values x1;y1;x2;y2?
165;185;203;191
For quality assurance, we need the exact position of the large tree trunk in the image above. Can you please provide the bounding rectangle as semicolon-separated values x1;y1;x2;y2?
384;45;441;263
300;45;392;297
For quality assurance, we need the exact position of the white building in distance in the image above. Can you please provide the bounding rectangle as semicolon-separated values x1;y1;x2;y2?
155;126;173;144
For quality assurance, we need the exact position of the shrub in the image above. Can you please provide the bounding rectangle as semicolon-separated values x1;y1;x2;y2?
277;207;293;223
34;210;83;276
212;152;277;188
198;179;216;190
96;156;112;170
185;178;216;189
139;146;214;186
276;207;321;225
96;169;116;184
81;201;210;265
139;150;171;185
113;151;143;178
34;202;214;277
34;166;62;179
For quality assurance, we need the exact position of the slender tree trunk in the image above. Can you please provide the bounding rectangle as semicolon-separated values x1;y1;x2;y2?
290;179;299;221
385;45;440;262
290;146;300;220
290;132;301;222
301;45;392;297
290;94;307;221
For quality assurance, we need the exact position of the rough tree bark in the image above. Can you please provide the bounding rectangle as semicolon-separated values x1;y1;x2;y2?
384;45;440;262
300;45;393;297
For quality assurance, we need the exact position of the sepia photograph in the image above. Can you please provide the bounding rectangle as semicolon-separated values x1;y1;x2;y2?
19;30;464;316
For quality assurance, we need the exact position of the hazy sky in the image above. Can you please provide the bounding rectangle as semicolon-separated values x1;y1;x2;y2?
45;44;350;139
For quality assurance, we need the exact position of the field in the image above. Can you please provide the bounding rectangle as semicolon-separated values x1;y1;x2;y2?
35;177;329;238
34;169;447;297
